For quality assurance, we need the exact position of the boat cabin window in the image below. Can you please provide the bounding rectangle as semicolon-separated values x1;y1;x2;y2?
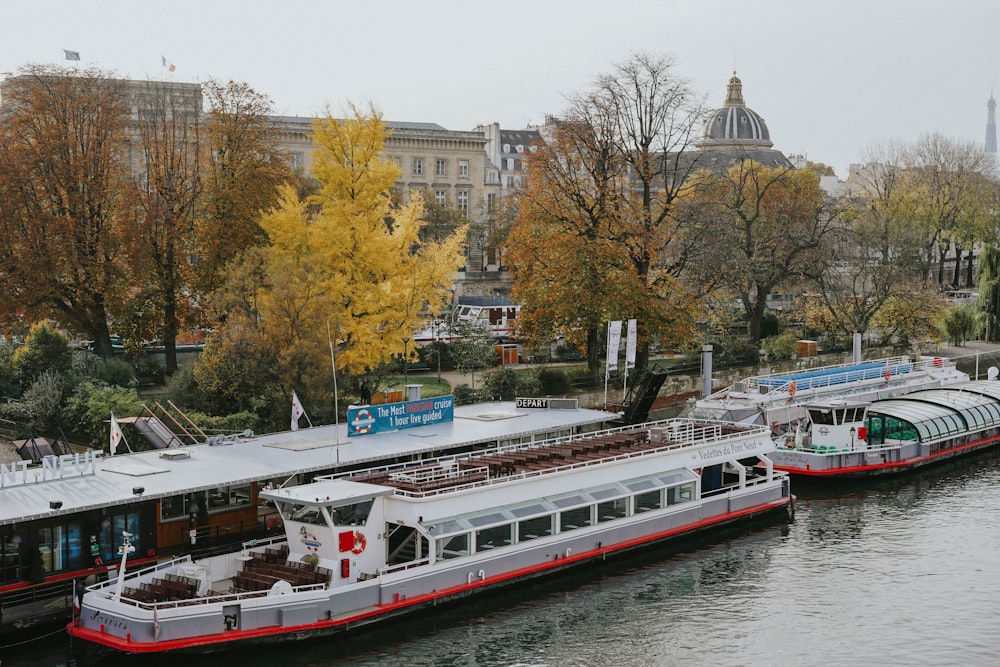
330;500;373;526
160;484;252;521
809;409;835;426
552;494;586;509
598;498;628;522
476;524;512;552
437;533;469;560
559;506;592;531
635;490;663;512
287;503;326;527
509;503;549;518
517;515;553;541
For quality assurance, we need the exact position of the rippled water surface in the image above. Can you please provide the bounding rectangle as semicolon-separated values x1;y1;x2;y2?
12;456;1000;667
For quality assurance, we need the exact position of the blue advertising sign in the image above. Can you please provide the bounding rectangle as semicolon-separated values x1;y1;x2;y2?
347;395;455;437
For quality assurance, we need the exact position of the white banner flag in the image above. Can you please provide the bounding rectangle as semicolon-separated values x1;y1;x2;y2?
625;319;637;369
291;391;305;431
606;320;622;372
109;413;124;455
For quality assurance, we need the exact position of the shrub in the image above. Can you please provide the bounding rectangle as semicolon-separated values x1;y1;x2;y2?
95;357;137;387
760;331;800;361
537;368;570;395
21;370;65;433
13;321;72;387
61;381;143;448
481;367;518;401
453;384;479;405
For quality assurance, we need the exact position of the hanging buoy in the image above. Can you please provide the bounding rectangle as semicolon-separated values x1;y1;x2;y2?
788;381;797;396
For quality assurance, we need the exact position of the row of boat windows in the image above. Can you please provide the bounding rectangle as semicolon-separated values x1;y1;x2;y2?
284;500;373;527
159;485;253;521
809;407;866;426
434;483;696;559
1;510;142;585
427;469;695;539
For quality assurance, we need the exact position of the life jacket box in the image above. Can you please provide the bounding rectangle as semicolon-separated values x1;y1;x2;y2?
796;340;817;358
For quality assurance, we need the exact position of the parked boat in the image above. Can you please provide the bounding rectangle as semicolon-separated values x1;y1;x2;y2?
689;355;968;433
68;418;791;654
413;303;521;343
769;379;1000;478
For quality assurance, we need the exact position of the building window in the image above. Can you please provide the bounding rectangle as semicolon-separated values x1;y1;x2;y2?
502;143;510;153
435;190;447;205
435;159;447;176
486;170;498;184
487;193;497;212
394;157;402;170
515;145;524;153
505;158;515;171
290;152;303;170
412;158;423;176
457;191;469;215
458;159;469;177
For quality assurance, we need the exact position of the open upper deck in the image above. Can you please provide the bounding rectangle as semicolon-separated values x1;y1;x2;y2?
330;419;771;498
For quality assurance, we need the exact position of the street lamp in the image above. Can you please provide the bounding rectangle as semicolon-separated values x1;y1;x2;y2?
402;336;411;382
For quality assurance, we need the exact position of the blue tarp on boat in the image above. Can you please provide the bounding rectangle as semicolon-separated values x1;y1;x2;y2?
756;362;912;390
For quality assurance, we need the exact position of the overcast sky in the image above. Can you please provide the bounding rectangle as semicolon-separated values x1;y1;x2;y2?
2;0;997;178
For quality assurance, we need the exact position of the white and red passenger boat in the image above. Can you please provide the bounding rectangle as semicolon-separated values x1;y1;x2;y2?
68;418;791;653
769;379;1000;478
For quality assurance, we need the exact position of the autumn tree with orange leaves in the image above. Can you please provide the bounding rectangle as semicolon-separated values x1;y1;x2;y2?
0;65;132;357
507;54;706;378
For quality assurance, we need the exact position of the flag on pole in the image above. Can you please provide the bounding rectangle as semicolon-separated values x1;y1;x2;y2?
291;391;305;431
109;413;124;455
63;49;80;61
625;319;637;369
161;55;176;72
606;320;622;372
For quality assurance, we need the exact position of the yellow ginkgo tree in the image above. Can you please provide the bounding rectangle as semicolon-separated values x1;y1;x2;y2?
257;105;467;393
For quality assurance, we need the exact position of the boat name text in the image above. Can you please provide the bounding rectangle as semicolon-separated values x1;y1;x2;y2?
0;450;101;488
696;440;764;461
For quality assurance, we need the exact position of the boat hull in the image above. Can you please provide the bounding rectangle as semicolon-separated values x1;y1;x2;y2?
771;432;1000;479
68;489;791;654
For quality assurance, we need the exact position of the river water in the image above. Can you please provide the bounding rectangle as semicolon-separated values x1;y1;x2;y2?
9;453;1000;667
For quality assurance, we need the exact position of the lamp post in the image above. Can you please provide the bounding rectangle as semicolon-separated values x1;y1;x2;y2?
402;336;411;382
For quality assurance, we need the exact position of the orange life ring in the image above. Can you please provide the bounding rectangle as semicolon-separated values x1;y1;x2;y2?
351;531;366;555
788;381;797;396
884;367;891;381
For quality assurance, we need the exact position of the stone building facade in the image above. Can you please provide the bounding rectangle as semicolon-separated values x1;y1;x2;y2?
272;116;505;300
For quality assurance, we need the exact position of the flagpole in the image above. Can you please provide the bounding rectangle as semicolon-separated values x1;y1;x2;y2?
603;321;610;408
328;320;341;456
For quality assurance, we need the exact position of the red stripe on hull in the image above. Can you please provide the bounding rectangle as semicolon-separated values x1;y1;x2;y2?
68;496;790;654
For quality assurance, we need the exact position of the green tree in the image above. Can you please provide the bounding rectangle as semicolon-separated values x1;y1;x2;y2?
944;305;977;346
12;321;73;388
448;320;498;391
690;161;839;344
976;246;1000;342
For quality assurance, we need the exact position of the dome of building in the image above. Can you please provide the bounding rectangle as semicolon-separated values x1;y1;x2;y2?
696;72;773;149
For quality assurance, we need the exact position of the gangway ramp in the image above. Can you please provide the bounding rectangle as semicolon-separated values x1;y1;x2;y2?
119;402;207;449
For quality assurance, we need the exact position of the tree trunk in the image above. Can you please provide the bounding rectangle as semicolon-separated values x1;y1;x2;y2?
586;326;601;381
952;246;963;288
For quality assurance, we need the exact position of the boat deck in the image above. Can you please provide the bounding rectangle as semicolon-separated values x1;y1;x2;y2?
342;421;757;496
